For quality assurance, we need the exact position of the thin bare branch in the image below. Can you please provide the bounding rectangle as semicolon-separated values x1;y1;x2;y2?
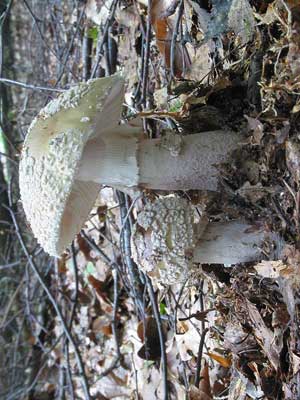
145;275;169;400
91;0;119;78
5;205;92;400
0;77;64;92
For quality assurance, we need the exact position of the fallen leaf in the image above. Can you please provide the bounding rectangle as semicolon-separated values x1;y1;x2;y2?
198;361;212;398
77;233;93;261
178;309;215;322
254;260;289;279
189;385;212;400
286;140;300;183
92;316;112;336
88;275;111;305
237;182;273;203
207;352;232;368
150;0;191;77
244;299;281;371
204;0;255;44
244;115;264;145
228;368;264;400
137;316;166;361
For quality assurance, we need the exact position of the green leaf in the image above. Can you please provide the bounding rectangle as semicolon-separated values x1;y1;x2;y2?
87;26;99;41
159;302;167;315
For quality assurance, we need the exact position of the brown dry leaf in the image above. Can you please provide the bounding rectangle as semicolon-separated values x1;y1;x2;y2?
292;101;300;114
184;42;212;82
77;233;93;261
189;385;212;400
110;370;127;386
244;299;281;371
137;317;165;360
228;368;264;400
254;2;279;26
291;352;300;376
57;256;67;274
237;182;273;203
207;352;232;368
97;205;108;223
92;316;112;336
88;275;112;308
77;290;92;305
178;309;215;322
244;115;264;145
175;323;202;361
282;245;300;267
138;109;183;120
182;76;232;111
150;0;190;77
226;0;256;45
254;260;293;280
224;321;257;356
286;6;300;77
286;140;300;183
198;361;212;398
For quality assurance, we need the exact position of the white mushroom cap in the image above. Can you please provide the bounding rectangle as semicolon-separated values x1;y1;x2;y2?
19;75;125;257
132;196;196;284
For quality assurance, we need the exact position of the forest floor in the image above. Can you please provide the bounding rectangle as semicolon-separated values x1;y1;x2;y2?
1;0;300;399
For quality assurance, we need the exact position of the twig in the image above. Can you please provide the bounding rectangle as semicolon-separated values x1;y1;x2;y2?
22;0;75;78
80;229;132;293
173;279;188;334
69;243;79;328
91;0;119;78
80;229;119;269
64;242;79;400
130;352;139;399
0;0;14;77
170;0;183;78
82;28;93;81
195;327;209;388
140;0;152;106
95;267;121;381
6;332;66;400
169;287;201;335
0;151;18;164
0;275;24;329
199;280;205;332
0;77;63;92
55;5;86;86
116;190;145;318
107;26;117;74
0;260;20;270
145;275;168;400
5;205;92;400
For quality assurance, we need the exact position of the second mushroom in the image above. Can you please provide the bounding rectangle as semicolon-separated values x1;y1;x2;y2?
132;196;278;285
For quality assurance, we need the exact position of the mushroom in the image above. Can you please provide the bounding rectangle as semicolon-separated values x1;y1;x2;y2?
19;75;238;256
132;196;279;284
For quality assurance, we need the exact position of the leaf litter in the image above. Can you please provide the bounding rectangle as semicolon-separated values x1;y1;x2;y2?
19;0;300;398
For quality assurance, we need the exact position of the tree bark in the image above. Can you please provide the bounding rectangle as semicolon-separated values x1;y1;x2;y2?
0;0;13;253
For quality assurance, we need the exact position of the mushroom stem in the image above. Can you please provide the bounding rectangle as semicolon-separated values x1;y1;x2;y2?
76;134;139;187
193;221;272;264
139;130;238;190
77;130;239;191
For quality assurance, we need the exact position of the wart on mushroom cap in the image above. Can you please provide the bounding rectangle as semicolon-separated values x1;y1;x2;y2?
132;196;196;284
19;75;126;256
